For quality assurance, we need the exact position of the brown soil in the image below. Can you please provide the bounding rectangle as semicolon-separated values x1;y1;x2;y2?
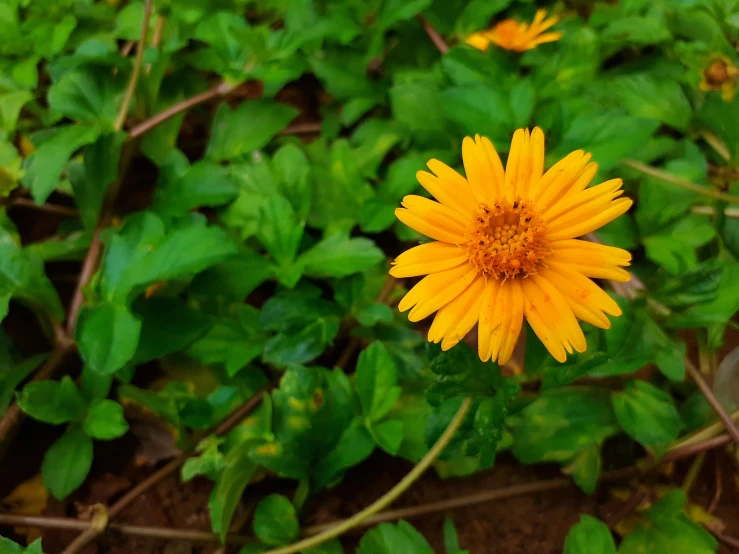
4;443;737;554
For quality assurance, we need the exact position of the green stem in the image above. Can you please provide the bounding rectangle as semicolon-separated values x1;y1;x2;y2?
261;397;473;554
113;0;153;132
700;130;731;162
623;159;739;205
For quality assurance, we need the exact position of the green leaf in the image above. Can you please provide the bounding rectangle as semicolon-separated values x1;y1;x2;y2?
611;380;684;453
189;253;275;304
512;387;620;464
71;132;126;231
565;444;602;494
563;515;616;554
0;237;64;321
132;296;213;364
263;316;340;366
442;84;513;144
189;306;266;375
253;494;300;546
0;353;46;415
76;302;142;375
273;143;311;219
510;79;536;128
643;215;715;274
17;376;86;424
618;490;717;554
613;76;692;132
48;67;125;130
454;0;512;36
299;234;384;278
257;194;305;270
553;111;658;172
154;161;238;216
103;212;238;301
357;303;394;327
42;426;93;500
370;419;404;455
0;537;44;554
209;443;258;540
375;0;432;30
206;100;298;162
0;90;32;134
390;83;447;133
473;394;507;468
357;521;434;554
23;125;100;204
312;420;375;489
443;517;468;554
355;342;402;422
83;399;129;440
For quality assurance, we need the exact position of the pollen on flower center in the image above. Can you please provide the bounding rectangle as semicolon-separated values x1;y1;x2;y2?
464;197;549;279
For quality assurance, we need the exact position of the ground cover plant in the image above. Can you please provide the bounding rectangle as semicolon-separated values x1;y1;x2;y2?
1;0;739;552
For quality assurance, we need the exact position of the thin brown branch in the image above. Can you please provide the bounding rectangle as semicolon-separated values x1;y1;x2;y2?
127;80;235;139
685;359;739;446
416;14;449;54
10;198;79;218
60;388;270;554
4;432;728;549
114;0;153;132
0;514;252;546
280;122;321;135
604;488;649;529
715;532;739;550
64;233;103;336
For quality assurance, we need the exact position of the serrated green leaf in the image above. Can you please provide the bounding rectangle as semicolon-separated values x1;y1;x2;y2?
563;515;616;554
83;399;129;440
355;342;401;422
253;494;299;546
76;302;142;375
612;380;684;453
23;125;100;204
206;100;298;162
17;376;86;424
299;234;384;278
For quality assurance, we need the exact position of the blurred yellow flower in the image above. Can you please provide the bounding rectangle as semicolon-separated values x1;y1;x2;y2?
391;128;632;364
699;54;739;101
466;9;562;52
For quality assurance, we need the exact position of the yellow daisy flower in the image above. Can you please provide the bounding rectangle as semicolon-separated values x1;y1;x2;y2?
699;54;739;101
466;9;562;53
390;128;632;365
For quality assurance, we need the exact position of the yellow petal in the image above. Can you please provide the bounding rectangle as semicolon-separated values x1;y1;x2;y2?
462;136;498;204
530;150;591;209
399;263;474;313
543;178;624;223
466;32;490;51
531;274;586;353
436;275;486;350
395;208;465;243
477;278;501;361
504;129;527;199
401;195;469;228
390;242;468;278
417;165;477;216
538;265;620;328
546;198;633;241
483;279;524;365
529;31;563;47
480;136;506;199
409;266;478;322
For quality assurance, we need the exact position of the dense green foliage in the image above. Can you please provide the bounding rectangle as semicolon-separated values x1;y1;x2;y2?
2;0;739;552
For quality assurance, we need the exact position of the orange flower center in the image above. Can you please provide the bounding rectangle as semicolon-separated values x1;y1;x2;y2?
464;198;549;279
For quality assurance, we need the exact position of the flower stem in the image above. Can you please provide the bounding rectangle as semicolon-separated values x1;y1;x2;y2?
114;0;153;132
261;397;473;554
623;159;739;205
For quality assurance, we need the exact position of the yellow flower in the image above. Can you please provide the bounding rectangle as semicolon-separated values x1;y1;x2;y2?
699;54;739;101
390;128;632;365
466;9;562;52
